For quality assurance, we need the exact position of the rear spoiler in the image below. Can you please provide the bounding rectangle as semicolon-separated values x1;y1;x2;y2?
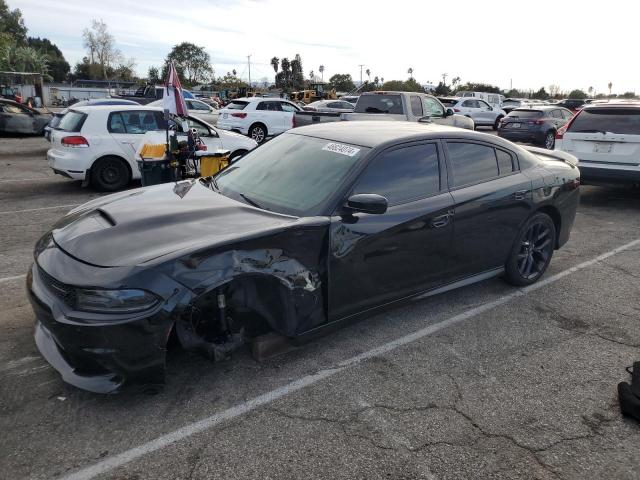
524;146;578;167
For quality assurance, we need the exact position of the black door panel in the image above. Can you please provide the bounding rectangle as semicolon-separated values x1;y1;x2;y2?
329;192;455;320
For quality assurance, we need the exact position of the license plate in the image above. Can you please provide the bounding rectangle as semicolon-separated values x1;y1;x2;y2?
593;142;612;153
511;123;520;128
223;113;228;119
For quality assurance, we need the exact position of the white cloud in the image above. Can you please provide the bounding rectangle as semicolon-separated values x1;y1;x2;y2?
14;0;640;94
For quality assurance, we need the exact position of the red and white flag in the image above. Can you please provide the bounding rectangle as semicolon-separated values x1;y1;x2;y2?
163;62;188;117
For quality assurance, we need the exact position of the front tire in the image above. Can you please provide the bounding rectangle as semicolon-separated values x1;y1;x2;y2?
504;213;556;286
249;124;267;144
90;156;131;191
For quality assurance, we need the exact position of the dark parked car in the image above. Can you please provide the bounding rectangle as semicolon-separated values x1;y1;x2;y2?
555;99;586;112
28;122;580;393
498;106;574;149
44;98;140;141
0;99;51;135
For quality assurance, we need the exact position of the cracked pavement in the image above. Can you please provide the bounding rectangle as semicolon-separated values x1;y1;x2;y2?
1;137;639;479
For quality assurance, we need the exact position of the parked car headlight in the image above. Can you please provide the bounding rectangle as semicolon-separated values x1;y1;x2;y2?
75;289;160;314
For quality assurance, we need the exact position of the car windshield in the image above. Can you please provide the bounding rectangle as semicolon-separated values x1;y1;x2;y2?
213;133;369;216
568;108;640;135
226;101;248;110
56;111;86;132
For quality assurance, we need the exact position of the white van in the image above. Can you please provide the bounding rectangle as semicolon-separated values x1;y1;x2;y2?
456;91;505;110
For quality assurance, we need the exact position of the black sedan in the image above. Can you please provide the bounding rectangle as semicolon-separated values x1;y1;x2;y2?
0;99;51;135
28;122;580;393
498;106;574;149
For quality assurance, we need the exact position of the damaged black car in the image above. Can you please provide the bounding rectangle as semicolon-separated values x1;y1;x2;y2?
27;121;580;393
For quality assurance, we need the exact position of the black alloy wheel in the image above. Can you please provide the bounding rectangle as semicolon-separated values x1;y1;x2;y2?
504;213;556;286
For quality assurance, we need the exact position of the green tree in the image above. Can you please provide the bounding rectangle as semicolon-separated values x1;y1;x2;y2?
0;0;27;44
27;37;69;81
433;81;452;96
162;42;212;86
148;66;160;84
328;73;355;92
568;89;587;99
318;64;324;82
270;56;279;74
290;53;304;90
457;82;501;93
531;87;548;99
619;91;637;99
82;19;125;79
505;88;524;98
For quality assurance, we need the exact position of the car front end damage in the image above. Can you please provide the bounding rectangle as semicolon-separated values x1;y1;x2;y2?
28;224;328;393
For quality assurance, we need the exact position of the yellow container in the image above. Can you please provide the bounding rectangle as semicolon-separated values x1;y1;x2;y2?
200;155;229;177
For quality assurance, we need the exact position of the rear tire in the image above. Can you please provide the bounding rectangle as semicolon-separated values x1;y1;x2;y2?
90;156;131;192
493;116;503;131
504;213;556;286
249;124;267;143
544;131;555;150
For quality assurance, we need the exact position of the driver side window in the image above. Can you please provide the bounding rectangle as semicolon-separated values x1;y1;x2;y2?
423;97;444;118
187;118;216;137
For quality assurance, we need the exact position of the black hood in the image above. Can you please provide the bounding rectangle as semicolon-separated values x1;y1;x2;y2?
50;181;298;267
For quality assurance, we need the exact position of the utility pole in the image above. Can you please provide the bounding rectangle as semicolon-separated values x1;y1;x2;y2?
359;64;364;85
247;55;252;88
442;73;448;85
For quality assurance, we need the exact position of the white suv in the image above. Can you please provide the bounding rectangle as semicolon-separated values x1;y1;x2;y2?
441;97;506;130
47;105;257;191
217;97;302;143
555;102;640;185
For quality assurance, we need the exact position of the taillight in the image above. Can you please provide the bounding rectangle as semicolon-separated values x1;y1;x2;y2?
556;112;579;140
61;135;89;147
231;112;247;119
533;119;545;125
454;108;460;112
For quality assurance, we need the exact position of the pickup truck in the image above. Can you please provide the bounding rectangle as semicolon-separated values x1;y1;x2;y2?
294;91;474;130
111;85;195;105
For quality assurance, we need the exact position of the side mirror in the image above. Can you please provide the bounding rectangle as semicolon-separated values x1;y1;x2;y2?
488;106;494;111
445;108;455;117
418;115;432;123
345;194;388;215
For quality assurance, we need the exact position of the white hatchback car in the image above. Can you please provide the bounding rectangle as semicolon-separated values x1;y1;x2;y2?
555;102;640;185
216;97;302;143
444;97;506;130
47;105;257;191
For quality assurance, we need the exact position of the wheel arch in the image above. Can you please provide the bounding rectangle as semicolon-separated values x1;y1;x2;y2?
89;153;133;178
249;122;268;136
535;205;561;249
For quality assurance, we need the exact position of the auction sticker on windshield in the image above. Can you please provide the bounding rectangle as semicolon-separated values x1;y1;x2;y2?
322;142;361;157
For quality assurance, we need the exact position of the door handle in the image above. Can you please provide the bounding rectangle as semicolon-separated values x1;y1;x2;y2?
514;190;529;200
431;210;454;228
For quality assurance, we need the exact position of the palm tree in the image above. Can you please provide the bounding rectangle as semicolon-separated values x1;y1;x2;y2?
374;76;379;86
380;77;384;85
452;76;461;89
365;68;371;82
588;86;593;97
319;65;324;82
309;70;314;81
270;57;279;74
232;69;237;76
608;82;613;96
407;67;413;79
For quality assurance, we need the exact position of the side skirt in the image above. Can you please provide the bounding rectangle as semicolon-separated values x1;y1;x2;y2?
293;267;505;345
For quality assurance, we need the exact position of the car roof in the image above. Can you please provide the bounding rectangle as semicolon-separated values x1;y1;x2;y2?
288;121;503;148
71;105;163;113
583;101;640;110
512;105;559;111
360;91;428;96
231;97;292;103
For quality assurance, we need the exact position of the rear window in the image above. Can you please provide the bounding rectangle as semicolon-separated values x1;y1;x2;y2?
227;101;248;110
568;108;640;135
507;110;543;118
56;111;87;132
439;98;457;106
355;94;404;114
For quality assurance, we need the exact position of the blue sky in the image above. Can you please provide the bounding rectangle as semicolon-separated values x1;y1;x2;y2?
14;0;640;94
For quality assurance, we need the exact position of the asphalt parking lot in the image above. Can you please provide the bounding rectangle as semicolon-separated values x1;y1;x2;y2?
1;135;639;480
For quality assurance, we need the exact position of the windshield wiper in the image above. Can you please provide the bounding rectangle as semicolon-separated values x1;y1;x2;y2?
239;193;267;210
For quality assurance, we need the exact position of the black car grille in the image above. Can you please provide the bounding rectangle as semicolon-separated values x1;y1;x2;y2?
38;267;76;307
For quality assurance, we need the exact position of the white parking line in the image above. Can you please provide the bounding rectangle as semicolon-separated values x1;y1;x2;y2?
0;204;79;215
0;177;56;183
58;237;640;480
0;274;26;284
